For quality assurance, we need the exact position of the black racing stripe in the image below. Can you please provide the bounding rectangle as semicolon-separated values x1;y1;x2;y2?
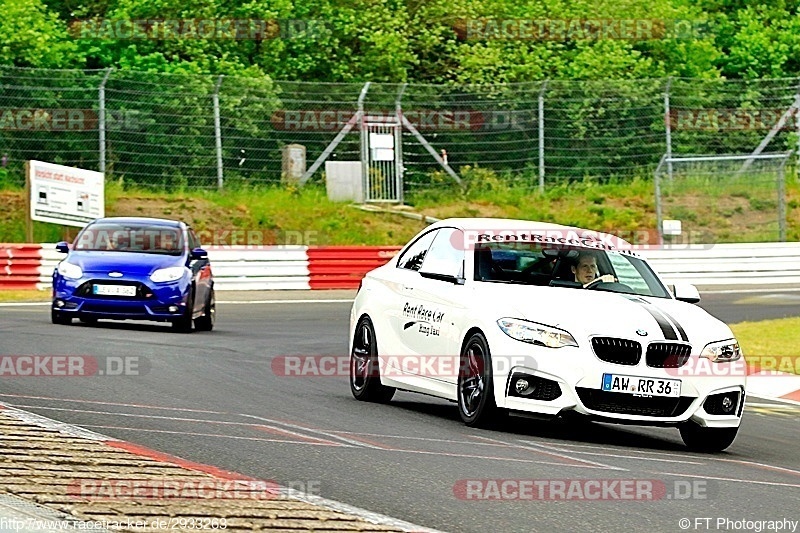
642;306;678;340
621;294;681;340
657;309;690;342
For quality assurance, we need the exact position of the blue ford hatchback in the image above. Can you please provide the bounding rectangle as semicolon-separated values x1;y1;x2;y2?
51;217;215;332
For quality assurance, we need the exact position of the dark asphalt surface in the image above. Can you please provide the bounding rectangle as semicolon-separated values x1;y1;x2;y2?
0;289;799;533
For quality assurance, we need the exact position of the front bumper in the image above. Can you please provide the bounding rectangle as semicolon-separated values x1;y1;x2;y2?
52;274;191;321
487;333;746;429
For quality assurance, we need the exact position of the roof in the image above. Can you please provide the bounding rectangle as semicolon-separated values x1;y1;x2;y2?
428;217;637;253
88;217;184;227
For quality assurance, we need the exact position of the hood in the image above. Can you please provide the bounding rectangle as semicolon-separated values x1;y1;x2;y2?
65;250;185;275
476;284;733;348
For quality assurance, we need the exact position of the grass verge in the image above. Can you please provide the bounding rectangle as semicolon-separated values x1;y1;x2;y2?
730;317;800;375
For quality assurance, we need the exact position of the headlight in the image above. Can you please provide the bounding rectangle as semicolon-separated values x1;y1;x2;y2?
701;339;742;362
57;261;83;280
149;267;187;283
497;318;578;348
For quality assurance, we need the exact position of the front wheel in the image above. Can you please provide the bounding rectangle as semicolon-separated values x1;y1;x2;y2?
350;316;395;403
51;308;72;325
172;291;194;333
194;288;215;332
458;332;504;427
679;422;739;452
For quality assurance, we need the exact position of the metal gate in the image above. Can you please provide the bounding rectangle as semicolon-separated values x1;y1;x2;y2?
361;115;403;203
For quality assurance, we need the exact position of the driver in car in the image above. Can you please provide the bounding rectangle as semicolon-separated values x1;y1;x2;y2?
572;251;616;288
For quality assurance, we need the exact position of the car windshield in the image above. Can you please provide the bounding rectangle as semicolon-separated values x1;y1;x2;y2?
74;223;184;255
474;242;671;298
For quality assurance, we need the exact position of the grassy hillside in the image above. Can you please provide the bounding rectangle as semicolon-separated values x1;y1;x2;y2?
2;172;800;245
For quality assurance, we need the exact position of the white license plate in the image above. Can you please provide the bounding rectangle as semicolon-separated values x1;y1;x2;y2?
602;373;681;397
93;284;136;297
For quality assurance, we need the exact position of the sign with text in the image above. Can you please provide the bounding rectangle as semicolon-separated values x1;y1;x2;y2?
28;160;104;227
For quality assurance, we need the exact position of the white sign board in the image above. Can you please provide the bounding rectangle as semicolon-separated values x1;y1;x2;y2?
662;219;682;236
28;160;104;227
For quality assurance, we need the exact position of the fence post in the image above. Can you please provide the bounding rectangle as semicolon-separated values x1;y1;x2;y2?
664;77;673;184
395;83;407;205
213;75;225;189
538;81;547;194
98;68;113;174
359;82;371;201
796;79;800;179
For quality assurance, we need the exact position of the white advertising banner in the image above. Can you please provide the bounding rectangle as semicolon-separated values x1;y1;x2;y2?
28;160;104;227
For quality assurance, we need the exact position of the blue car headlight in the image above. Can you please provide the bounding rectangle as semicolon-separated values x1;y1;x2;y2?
497;318;578;348
57;261;83;280
149;267;188;283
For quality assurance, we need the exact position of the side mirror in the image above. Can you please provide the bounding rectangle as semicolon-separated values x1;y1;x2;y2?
190;247;208;260
55;241;70;253
673;283;700;304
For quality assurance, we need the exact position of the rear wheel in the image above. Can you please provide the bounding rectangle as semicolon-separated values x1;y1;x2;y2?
679;422;739;452
194;288;215;332
350;316;395;403
51;309;72;325
458;332;503;427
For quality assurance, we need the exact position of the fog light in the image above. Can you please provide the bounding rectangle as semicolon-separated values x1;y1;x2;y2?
168;305;179;313
55;299;65;308
721;395;734;413
515;378;535;396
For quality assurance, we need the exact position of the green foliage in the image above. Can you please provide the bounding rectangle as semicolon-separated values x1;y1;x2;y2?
0;0;79;67
18;0;800;81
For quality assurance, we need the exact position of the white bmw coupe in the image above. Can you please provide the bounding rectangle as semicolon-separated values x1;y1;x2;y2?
349;218;746;452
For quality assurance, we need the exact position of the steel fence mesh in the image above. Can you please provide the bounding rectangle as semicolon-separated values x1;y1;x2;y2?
0;66;798;194
656;153;791;243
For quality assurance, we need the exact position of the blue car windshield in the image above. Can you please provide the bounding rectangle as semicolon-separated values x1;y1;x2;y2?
74;223;184;255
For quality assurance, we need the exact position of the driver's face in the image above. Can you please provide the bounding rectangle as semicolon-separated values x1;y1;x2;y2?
572;256;598;284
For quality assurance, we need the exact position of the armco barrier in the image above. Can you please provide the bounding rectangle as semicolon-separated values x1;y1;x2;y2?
307;247;402;289
0;244;45;290
4;242;800;291
642;243;800;285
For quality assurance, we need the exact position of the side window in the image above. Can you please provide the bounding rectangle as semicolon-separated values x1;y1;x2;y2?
397;230;438;271
420;228;464;278
187;228;200;249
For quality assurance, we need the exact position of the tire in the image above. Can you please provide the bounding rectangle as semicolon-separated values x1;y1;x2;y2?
457;332;504;428
350;316;395;403
194;288;215;332
679;422;739;452
172;291;194;333
51;308;72;325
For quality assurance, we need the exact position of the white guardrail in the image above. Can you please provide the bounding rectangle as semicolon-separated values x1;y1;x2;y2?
22;242;800;290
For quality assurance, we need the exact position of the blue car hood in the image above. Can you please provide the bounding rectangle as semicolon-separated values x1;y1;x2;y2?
66;251;185;275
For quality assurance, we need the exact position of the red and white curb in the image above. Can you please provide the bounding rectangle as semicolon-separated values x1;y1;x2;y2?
746;372;800;404
0;402;441;533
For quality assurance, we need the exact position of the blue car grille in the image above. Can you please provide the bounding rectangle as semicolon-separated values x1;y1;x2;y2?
82;303;148;314
76;280;154;300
